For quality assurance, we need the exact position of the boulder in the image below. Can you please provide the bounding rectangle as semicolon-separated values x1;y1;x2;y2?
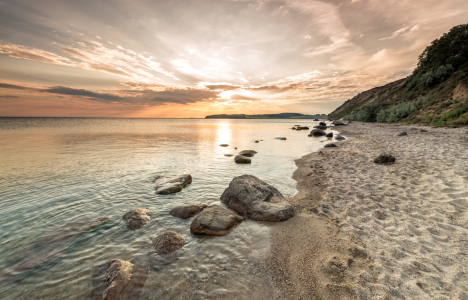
91;259;148;300
332;120;346;126
325;132;333;137
220;175;295;222
238;150;257;157
190;206;243;236
374;153;396;165
234;155;251;164
313;125;328;130
397;132;408;136
169;203;208;219
154;174;192;195
275;137;287;140
151;231;186;255
309;129;326;136
335;135;345;140
319;122;326;126
219;144;229;147
324;143;337;148
122;209;150;230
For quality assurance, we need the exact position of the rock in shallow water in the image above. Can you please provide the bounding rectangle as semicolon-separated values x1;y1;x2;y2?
238;150;257;157
234;155;251;164
309;129;326;136
122;209;150;230
220;175;295;222
190;206;243;235
275;137;287;140
219;144;229;147
325;132;333;137
151;230;186;255
154;174;192;194
169;203;208;219
374;153;396;164
91;259;148;300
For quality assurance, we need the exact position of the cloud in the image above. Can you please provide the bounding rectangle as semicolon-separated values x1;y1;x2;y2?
43;86;124;101
149;88;219;104
379;24;419;40
230;94;259;101
0;95;19;99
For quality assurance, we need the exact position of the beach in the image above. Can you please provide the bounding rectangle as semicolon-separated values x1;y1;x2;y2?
271;123;468;299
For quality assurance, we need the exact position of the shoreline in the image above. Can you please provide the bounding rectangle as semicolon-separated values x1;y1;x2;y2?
269;122;468;299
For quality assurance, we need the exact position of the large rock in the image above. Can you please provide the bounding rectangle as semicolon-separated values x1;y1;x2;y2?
190;206;244;236
309;129;326;136
238;150;257;157
313;125;328;130
91;259;148;300
151;231;186;255
234;155;251;164
332;120;346;126
122;209;150;230
154;174;192;195
374;153;396;165
220;175;295;222
169;203;208;219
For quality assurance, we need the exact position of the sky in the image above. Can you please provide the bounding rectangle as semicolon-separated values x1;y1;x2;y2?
0;0;467;118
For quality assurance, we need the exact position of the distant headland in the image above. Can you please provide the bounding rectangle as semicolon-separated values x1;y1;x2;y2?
205;113;327;119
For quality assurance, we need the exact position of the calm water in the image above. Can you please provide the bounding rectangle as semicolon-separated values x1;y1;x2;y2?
0;118;334;299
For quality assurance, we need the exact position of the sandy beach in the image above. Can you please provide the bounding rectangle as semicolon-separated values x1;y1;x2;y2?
270;123;468;299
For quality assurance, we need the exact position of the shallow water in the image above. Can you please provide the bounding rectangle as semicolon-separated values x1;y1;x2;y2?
0;118;332;299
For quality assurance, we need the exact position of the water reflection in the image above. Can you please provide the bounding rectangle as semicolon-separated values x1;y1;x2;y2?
0;118;333;299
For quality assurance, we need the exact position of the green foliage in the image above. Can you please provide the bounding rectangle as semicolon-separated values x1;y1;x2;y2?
418;64;454;88
375;95;432;123
439;103;468;123
417;23;468;74
343;101;383;122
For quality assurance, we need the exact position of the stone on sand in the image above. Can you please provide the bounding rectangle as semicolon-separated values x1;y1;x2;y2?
169;203;208;219
151;230;186;255
398;132;408;136
325;132;333;137
324;143;337;148
122;209;150;230
190;206;244;236
220;175;295;222
154;174;192;195
335;135;345;140
373;153;396;164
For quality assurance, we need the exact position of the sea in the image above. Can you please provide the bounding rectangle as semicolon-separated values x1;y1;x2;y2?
0;117;334;299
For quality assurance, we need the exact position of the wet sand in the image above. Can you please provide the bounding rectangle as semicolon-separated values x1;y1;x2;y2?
271;123;468;299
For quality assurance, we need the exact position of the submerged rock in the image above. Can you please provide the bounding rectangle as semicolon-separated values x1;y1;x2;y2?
122;209;150;230
224;154;233;157
398;132;408;136
319;121;326;126
324;143;337;148
234;155;251;164
374;153;396;165
309;129;326;136
220;175;294;222
151;231;186;256
275;137;287;140
91;259;148;300
154;174;192;195
169;203;208;219
238;150;257;157
190;206;243;236
254;140;259;143
313;125;328;130
219;144;229;147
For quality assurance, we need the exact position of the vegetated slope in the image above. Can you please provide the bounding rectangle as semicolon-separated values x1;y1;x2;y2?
329;23;468;127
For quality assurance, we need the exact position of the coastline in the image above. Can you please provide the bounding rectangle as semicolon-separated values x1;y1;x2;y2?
270;122;468;299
